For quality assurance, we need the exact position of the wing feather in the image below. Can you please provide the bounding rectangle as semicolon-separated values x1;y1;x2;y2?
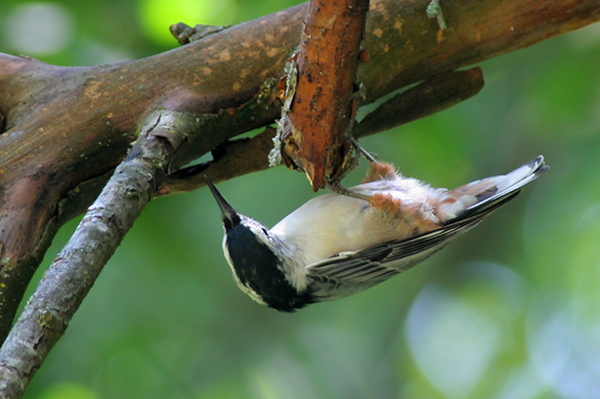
305;212;489;296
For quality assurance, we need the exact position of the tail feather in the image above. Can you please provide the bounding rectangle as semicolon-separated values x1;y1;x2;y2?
437;156;548;223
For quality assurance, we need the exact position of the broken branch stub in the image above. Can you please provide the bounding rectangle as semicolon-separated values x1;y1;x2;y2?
275;0;371;191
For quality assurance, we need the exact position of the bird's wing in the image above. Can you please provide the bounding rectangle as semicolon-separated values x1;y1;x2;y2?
306;218;476;285
305;193;516;291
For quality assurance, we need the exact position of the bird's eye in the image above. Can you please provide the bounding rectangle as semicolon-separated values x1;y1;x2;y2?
261;228;268;235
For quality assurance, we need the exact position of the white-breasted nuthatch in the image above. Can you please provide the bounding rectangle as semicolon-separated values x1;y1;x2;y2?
206;155;547;312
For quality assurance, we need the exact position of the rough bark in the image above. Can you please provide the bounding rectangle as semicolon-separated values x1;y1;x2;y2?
161;67;485;194
275;0;370;190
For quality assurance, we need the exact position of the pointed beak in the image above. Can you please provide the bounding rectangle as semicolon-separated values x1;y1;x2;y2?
205;176;240;229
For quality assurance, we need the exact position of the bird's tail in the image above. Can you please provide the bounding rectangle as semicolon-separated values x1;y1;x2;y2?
436;156;548;223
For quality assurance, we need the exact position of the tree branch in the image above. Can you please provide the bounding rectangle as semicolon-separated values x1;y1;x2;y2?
158;67;485;194
274;0;370;190
353;67;485;138
0;110;196;398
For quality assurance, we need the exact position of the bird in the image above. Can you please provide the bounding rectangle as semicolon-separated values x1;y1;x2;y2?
206;155;547;312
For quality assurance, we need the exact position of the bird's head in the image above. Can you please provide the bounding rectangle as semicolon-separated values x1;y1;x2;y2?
205;177;313;311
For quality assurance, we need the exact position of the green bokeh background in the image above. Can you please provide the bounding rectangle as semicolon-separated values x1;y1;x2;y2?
1;1;600;398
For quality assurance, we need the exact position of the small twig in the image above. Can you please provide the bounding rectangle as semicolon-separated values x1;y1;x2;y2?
157;126;277;195
354;68;484;138
169;22;231;45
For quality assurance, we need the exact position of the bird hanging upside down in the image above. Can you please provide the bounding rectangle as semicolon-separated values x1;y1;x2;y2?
206;151;547;312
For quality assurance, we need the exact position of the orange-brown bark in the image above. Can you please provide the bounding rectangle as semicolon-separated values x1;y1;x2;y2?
279;0;370;190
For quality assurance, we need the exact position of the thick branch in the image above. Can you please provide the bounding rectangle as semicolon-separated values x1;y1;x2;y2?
159;67;485;194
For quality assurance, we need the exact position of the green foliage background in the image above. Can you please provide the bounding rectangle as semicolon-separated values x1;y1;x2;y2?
1;1;600;398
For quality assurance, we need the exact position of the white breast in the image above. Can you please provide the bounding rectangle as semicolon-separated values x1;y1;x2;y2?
270;177;444;265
